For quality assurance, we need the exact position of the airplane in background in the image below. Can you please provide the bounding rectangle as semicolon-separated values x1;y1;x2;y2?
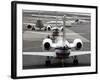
23;15;89;32
45;24;63;31
23;15;90;66
23;20;64;31
73;18;89;24
45;20;74;31
23;23;35;30
45;18;88;31
23;15;74;31
23;22;46;31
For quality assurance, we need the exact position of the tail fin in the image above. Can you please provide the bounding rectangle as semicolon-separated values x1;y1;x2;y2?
62;15;66;46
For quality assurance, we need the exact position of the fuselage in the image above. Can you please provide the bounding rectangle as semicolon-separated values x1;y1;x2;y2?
54;36;71;59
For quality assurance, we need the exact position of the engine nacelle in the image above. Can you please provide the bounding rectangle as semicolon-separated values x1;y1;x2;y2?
42;38;52;50
73;39;83;50
27;25;35;30
27;25;32;29
47;25;51;31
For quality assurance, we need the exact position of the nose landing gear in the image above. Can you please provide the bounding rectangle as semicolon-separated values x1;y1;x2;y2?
45;56;51;66
73;56;78;65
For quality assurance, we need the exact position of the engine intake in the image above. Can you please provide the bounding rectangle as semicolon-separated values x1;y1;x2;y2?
42;38;52;50
27;25;32;29
48;27;51;31
73;39;83;50
76;42;82;50
44;42;51;50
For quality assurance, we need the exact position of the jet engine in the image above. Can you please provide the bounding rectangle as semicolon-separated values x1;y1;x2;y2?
27;25;35;30
47;25;51;31
73;39;83;50
42;38;52;50
27;25;32;29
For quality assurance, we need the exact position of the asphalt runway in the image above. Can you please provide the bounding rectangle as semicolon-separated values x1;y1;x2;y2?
23;54;90;69
22;22;91;69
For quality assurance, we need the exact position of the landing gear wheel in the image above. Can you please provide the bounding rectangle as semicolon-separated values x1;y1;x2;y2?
32;27;35;30
73;59;78;65
45;60;51;66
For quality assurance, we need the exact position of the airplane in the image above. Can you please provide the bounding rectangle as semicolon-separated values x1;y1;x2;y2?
73;16;90;24
46;20;73;30
23;15;90;66
23;35;90;66
46;24;63;31
23;22;46;31
23;22;63;31
75;19;89;24
45;18;84;31
23;23;35;30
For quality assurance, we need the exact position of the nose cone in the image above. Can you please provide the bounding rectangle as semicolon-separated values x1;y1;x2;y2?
55;48;70;59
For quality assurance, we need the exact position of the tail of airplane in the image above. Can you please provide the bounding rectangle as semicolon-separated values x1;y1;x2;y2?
62;15;66;45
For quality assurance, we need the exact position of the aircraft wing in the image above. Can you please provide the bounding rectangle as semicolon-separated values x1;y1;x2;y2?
69;51;91;56
23;52;56;57
23;51;91;57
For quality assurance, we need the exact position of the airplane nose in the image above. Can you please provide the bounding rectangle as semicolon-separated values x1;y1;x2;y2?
56;49;70;59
